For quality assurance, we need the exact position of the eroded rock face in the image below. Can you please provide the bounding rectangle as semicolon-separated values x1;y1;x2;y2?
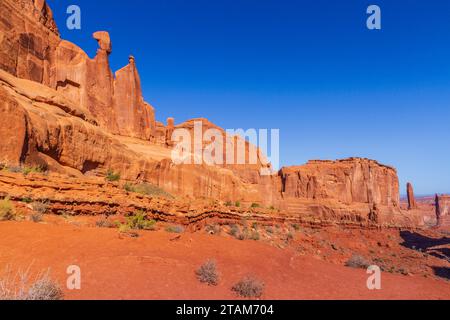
280;158;399;207
0;0;155;141
436;195;450;223
0;0;60;84
407;182;417;210
0;0;416;228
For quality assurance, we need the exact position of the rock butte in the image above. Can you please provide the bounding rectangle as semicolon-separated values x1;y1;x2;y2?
0;0;424;228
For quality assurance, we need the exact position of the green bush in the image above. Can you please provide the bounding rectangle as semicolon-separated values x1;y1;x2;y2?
250;203;260;208
124;182;172;198
106;170;121;182
0;197;15;221
235;201;241;208
22;166;45;176
125;211;156;231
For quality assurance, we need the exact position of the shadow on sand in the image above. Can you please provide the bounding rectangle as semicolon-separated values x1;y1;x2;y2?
400;231;450;280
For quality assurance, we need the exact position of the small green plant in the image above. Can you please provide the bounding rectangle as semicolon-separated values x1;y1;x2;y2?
195;260;219;286
0;197;15;221
124;182;173;198
291;224;300;231
250;203;260;208
232;276;265;298
235;201;241;208
22;166;45;176
125;211;156;231
106;170;121;182
225;201;233;207
21;197;33;204
166;225;184;234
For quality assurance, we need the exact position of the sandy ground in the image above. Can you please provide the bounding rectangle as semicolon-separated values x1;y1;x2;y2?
0;220;449;300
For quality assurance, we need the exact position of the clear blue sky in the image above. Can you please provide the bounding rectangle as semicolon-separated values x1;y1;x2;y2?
47;0;450;195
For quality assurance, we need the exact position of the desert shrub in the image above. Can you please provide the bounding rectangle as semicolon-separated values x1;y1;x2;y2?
0;197;15;221
229;224;240;237
31;201;49;214
7;166;23;173
124;183;172;198
268;206;275;210
250;203;260;208
291;224;300;231
235;201;241;208
195;260;219;286
286;232;294;241
166;225;184;234
96;218;116;229
22;166;46;176
345;254;370;269
232;276;264;298
205;224;221;235
225;201;233;207
106;170;121;182
0;269;63;300
126;211;156;231
30;213;43;223
265;226;274;234
21;197;33;204
249;231;260;241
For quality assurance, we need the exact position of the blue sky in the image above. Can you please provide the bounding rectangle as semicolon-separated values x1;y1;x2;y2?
47;0;450;195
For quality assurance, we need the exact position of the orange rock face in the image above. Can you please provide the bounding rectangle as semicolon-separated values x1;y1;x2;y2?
280;158;399;207
407;182;418;210
435;195;450;226
0;0;419;228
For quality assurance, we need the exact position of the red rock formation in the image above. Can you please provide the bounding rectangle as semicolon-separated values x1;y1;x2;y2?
113;55;156;139
0;0;156;141
435;194;450;226
280;158;399;207
0;0;420;228
0;0;60;83
407;182;417;210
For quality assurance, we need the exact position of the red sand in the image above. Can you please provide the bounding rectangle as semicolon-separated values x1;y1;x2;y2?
0;221;449;300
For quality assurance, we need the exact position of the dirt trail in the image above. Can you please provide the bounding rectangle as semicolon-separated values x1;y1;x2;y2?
0;221;449;300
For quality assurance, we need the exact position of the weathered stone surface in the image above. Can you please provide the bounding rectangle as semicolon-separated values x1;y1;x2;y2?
0;0;420;228
280;158;399;207
113;55;156;139
0;0;60;84
435;194;450;224
407;182;418;210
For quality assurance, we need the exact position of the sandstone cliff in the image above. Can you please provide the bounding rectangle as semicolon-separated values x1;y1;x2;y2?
0;0;417;227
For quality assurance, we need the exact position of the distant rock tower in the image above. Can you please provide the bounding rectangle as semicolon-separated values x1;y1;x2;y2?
407;182;417;210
